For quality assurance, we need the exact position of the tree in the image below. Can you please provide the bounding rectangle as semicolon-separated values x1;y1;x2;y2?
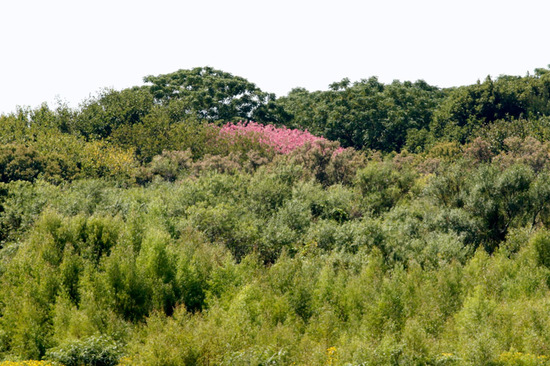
430;70;550;143
278;78;442;152
75;87;155;139
143;67;269;123
0;144;45;183
464;164;534;250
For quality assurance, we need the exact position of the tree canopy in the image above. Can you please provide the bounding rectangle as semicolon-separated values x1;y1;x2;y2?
143;66;272;123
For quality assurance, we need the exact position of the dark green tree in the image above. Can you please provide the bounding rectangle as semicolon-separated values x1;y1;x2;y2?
143;67;270;123
0;144;45;183
278;78;442;151
431;69;550;143
75;87;155;139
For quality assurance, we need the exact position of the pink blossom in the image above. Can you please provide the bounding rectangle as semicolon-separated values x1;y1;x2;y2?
219;121;343;155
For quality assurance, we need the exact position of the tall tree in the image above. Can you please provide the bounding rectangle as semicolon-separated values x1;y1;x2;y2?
143;67;270;123
75;87;155;139
278;77;442;152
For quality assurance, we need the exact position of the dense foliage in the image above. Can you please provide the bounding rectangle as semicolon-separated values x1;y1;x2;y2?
2;66;550;365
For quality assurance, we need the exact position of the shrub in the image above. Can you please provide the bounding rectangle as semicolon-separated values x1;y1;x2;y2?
0;180;53;246
192;153;242;176
464;137;495;164
427;141;462;160
0;144;45;183
355;161;416;214
324;147;367;185
529;229;550;268
219;121;341;155
247;169;293;218
288;140;348;186
149;149;192;181
496;351;549;366
79;140;137;180
45;335;122;366
493;136;550;172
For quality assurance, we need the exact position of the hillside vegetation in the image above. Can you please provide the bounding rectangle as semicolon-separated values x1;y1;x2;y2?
2;66;550;365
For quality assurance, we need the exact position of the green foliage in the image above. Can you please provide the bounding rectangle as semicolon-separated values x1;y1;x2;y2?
0;114;32;145
0;180;54;246
355;160;416;214
144;66;270;122
0;144;45;183
464;164;535;249
45;335;122;366
279;78;442;151
101;243;150;321
148;149;192;182
494;136;550;172
431;71;550;144
4;66;550;365
529;229;550;268
75;87;155;139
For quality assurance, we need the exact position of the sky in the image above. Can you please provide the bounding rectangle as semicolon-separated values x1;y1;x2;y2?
1;0;549;115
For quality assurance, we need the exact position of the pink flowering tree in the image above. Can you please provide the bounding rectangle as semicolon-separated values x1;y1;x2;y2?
218;121;343;155
207;121;362;184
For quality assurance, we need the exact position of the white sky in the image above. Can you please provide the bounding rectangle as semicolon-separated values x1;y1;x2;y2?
1;0;549;115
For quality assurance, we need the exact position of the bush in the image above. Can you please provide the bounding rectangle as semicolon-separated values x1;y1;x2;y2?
219;121;338;155
355;161;416;214
493;136;550;172
45;335;122;366
0;144;45;183
149;149;192;181
529;229;550;268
